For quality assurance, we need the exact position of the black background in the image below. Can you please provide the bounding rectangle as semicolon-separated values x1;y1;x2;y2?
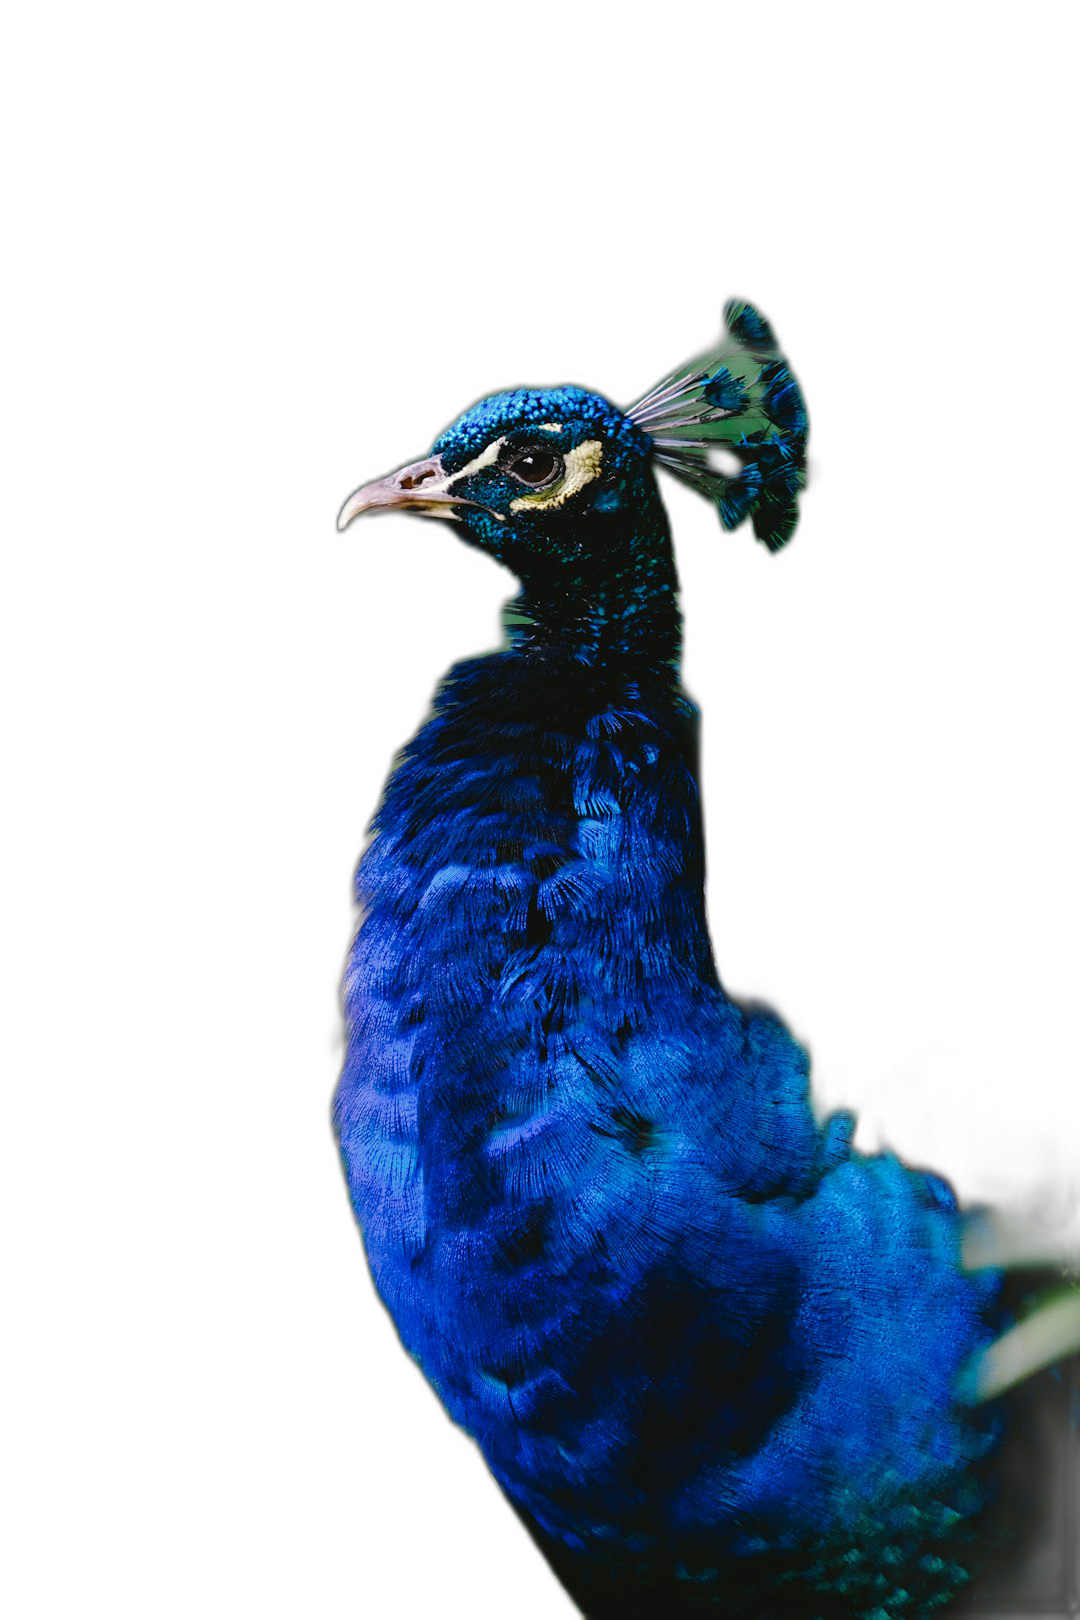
233;186;1075;1607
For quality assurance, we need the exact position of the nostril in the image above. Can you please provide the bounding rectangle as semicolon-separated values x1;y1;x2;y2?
400;467;437;490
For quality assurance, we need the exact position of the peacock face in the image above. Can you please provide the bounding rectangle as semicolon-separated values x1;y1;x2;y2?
336;386;658;577
338;302;810;568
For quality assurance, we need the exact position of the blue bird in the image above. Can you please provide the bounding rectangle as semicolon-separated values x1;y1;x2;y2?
334;302;1080;1616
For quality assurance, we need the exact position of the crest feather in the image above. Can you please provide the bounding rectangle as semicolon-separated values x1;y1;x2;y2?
627;300;808;551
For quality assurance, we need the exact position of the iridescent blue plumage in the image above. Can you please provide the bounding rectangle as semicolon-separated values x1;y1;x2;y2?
334;307;1013;1615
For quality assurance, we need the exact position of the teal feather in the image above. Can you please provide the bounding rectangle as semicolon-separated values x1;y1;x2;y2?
627;299;808;551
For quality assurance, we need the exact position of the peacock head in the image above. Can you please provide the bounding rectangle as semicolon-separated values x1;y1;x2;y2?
338;386;657;581
337;301;809;592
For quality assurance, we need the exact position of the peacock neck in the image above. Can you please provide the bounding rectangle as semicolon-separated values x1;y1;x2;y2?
500;497;682;676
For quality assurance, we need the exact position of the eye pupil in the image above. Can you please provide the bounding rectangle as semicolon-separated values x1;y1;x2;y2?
514;453;563;482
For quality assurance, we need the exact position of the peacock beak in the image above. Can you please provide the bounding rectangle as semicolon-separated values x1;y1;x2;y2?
337;455;460;530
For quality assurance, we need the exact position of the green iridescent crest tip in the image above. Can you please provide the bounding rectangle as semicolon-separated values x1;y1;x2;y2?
626;299;809;552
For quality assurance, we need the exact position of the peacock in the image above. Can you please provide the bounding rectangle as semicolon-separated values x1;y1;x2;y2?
333;301;1080;1617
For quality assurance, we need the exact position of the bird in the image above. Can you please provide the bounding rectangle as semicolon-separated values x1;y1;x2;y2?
333;301;1080;1617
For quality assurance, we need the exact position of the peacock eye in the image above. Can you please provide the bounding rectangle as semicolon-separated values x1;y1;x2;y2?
507;449;563;488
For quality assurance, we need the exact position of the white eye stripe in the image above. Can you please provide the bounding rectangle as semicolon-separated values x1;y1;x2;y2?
441;436;507;492
443;426;559;488
509;440;603;513
438;432;602;514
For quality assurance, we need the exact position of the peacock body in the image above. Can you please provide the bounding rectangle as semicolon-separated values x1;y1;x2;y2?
333;304;1076;1616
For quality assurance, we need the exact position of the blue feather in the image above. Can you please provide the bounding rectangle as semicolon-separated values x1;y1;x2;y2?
330;306;1064;1615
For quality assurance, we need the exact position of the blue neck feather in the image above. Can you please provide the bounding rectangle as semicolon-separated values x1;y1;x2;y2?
335;418;1002;1617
